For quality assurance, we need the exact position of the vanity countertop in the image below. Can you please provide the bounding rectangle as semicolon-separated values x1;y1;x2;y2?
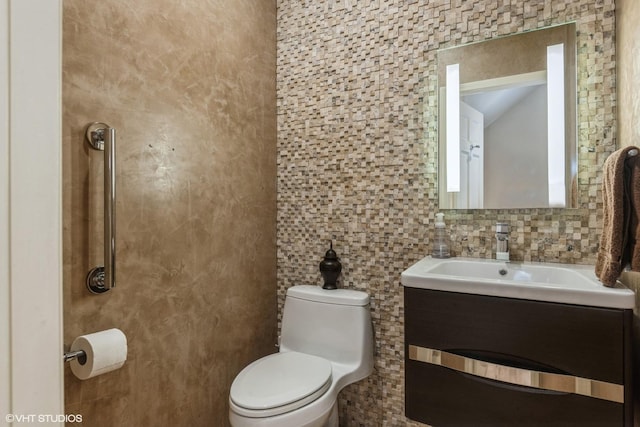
401;256;635;309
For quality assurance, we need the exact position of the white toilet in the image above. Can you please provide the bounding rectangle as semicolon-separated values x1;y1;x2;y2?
229;285;374;427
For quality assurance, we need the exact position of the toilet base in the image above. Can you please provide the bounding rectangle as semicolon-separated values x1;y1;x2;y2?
323;402;338;427
230;400;339;427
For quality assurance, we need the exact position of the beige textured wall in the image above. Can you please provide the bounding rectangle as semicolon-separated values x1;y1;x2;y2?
616;0;640;303
617;0;640;148
63;1;276;426
437;23;575;84
277;1;615;425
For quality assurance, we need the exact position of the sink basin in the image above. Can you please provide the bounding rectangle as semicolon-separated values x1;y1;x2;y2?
401;256;635;309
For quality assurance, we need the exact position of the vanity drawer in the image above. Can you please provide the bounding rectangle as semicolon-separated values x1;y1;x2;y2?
406;359;623;427
404;287;633;426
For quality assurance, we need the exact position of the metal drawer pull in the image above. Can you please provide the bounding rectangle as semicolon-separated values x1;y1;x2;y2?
408;345;623;403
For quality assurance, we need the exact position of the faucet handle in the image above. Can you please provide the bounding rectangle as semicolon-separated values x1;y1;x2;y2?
495;222;510;261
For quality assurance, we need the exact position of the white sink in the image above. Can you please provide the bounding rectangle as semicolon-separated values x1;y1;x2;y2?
401;256;635;309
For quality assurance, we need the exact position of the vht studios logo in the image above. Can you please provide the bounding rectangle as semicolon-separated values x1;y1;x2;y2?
5;413;83;423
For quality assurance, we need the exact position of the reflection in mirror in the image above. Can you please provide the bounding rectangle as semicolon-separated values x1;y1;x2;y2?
438;23;576;210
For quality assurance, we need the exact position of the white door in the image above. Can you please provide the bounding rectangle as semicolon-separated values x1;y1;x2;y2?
0;1;64;425
458;101;484;209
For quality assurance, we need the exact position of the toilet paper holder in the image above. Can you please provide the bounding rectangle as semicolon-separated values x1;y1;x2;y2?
63;349;87;365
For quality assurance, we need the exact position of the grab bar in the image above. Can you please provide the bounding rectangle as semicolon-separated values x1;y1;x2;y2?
85;122;116;294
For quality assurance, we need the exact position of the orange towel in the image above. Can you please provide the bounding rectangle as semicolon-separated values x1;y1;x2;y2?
595;146;640;286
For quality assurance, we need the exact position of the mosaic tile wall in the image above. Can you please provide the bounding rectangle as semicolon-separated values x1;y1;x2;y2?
276;1;615;426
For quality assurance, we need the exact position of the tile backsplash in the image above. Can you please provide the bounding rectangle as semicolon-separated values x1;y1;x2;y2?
277;0;615;425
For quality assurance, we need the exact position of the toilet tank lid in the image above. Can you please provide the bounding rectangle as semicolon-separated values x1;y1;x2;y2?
287;285;369;306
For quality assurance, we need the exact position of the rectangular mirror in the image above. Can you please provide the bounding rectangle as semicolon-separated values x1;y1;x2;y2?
438;23;577;209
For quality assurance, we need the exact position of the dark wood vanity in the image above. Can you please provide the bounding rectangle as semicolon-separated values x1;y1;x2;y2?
404;287;634;426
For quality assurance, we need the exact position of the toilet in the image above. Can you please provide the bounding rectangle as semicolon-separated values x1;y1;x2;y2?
229;285;374;427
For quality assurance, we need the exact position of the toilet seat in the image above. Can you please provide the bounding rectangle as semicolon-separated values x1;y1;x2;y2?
230;351;332;418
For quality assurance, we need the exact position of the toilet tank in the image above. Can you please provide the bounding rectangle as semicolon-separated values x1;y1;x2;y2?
280;285;373;373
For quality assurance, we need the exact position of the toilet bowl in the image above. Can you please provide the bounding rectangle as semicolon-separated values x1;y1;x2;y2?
229;285;374;427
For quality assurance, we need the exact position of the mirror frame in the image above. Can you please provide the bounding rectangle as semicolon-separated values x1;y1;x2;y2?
437;23;577;210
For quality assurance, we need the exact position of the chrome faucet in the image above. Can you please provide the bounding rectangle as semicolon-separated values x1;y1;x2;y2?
495;223;509;261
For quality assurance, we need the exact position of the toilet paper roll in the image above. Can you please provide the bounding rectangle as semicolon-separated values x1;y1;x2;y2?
70;328;127;380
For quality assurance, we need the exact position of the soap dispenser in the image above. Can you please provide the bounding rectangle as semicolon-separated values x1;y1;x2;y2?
319;241;342;290
432;213;451;258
